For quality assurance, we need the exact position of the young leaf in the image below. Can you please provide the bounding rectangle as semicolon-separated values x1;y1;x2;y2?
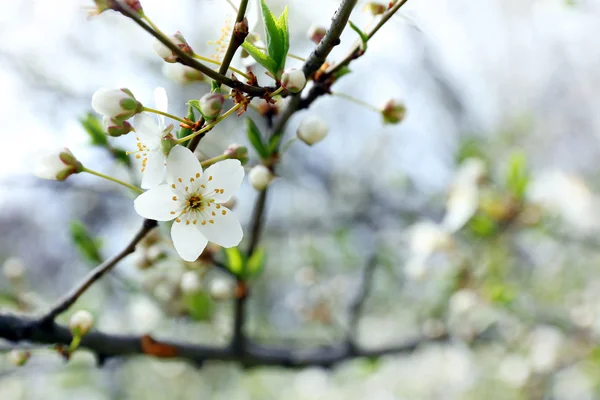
186;100;202;114
183;292;213;321
333;66;352;80
505;151;529;200
246;248;266;278
224;247;245;276
69;221;103;265
267;133;282;154
246;118;270;159
276;6;290;71
177;105;196;147
80;113;108;147
348;21;368;52
111;148;131;167
260;0;285;71
241;41;278;77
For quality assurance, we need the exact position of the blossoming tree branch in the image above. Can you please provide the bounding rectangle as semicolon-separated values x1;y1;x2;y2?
0;0;413;368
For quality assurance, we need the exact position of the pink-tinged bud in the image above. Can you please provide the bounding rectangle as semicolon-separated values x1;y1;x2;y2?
124;0;143;15
88;0;115;16
102;116;132;137
34;147;83;181
91;88;142;120
381;99;406;124
281;69;306;93
162;63;205;84
364;2;387;15
69;310;94;337
223;144;248;164
249;165;274;190
297;115;328;145
307;25;327;44
152;31;194;63
199;92;225;120
8;350;30;367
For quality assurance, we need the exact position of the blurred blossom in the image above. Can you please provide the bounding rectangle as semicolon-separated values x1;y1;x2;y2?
528;169;600;232
553;365;595;400
2;257;25;280
527;325;563;373
497;354;531;388
129;297;162;333
404;221;454;280
180;271;202;294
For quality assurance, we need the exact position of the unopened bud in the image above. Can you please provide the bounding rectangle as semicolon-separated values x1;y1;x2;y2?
180;271;202;294
88;0;116;16
224;144;248;164
160;125;176;155
234;18;249;39
249;165;274;190
364;2;387;15
281;69;306;93
91;88;142;120
381;99;406;124
307;25;327;44
152;31;194;63
3;257;25;281
8;350;30;367
297;115;328;145
124;0;143;15
34;147;83;181
162;63;205;84
199;92;225;120
102;116;132;137
209;277;234;300
69;310;94;337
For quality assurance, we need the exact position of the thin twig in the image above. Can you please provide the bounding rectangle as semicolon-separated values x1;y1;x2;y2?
218;0;250;77
40;219;157;324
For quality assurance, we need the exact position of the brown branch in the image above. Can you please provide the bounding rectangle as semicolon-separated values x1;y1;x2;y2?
347;254;378;348
218;0;250;77
40;219;157;324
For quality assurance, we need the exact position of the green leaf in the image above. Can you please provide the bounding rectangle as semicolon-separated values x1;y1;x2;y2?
111;148;131;167
183;292;213;321
246;118;269;159
505;151;529;200
468;214;497;238
333;66;352;80
348;21;368;51
186;100;202;114
224;247;244;276
69;221;103;265
260;0;285;72
267;133;282;154
241;41;279;77
177;105;196;147
246;248;266;278
276;6;290;71
80;113;108;147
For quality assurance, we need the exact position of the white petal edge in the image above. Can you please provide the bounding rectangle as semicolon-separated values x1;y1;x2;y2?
141;152;166;189
134;184;181;221
201;159;244;203
134;114;161;148
197;206;243;248
154;87;168;127
171;220;208;262
166;145;202;186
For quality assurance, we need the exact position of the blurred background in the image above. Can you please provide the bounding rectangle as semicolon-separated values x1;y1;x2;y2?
2;0;600;398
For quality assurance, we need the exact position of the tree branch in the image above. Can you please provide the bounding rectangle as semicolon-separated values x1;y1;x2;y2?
347;254;378;348
40;219;157;324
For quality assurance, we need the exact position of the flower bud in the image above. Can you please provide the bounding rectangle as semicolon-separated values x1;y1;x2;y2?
152;31;194;63
162;63;205;84
8;350;30;367
249;165;274;190
102;116;132;137
297;115;328;145
381;99;406;124
209;277;234;300
199;92;225;120
69;310;94;337
281;69;306;93
307;25;326;44
91;88;142;120
3;257;25;281
88;0;114;16
364;2;387;15
124;0;143;15
180;271;202;294
34;147;83;181
224;144;248;165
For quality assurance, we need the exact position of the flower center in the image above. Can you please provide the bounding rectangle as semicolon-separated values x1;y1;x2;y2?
187;195;203;209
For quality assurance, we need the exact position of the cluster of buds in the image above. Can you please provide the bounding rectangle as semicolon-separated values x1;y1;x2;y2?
199;92;225;120
381;99;406;124
92;88;143;121
153;32;194;63
34;147;83;181
307;25;326;44
223;144;249;165
297;115;329;145
281;69;306;93
249;165;274;191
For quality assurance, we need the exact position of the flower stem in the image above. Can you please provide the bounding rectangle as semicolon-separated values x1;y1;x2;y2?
270;86;285;97
142;107;188;124
201;154;230;168
332;91;380;113
68;335;82;353
141;14;168;41
193;54;251;80
82;168;143;194
176;103;243;144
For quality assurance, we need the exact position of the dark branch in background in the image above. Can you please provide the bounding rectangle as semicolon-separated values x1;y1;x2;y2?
40;219;157;325
346;254;378;350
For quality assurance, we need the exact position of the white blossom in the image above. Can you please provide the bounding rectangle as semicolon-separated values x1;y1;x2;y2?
248;165;274;190
180;271;202;294
281;68;306;93
134;146;244;262
91;88;141;120
69;310;94;336
162;63;205;84
297;115;329;145
133;87;175;189
209;277;235;300
442;158;486;232
3;257;25;280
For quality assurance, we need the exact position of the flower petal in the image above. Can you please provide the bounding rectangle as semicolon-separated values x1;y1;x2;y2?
200;159;244;202
166;145;202;186
154;87;168;127
141;151;166;189
134;184;181;221
197;206;243;248
171;220;208;262
134;113;161;149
